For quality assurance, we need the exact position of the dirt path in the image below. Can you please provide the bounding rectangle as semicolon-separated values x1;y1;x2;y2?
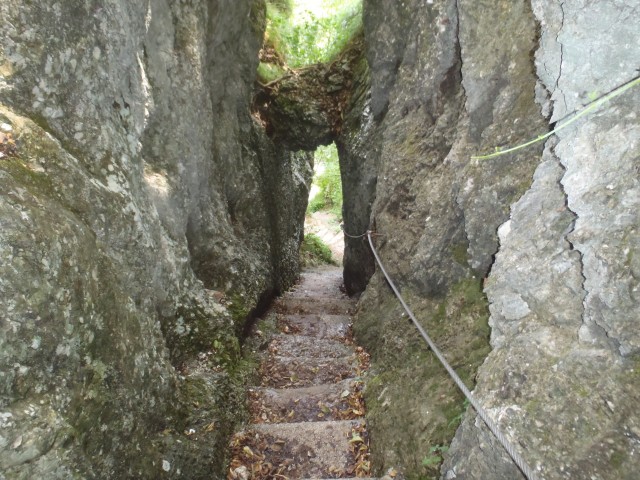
228;266;376;480
305;212;344;264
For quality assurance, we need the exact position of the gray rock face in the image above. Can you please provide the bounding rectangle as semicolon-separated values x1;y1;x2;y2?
444;2;640;479
337;55;380;294
340;0;640;479
0;0;310;478
1;0;638;478
342;0;546;473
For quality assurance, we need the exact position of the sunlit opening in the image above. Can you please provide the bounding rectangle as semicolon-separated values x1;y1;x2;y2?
302;143;344;266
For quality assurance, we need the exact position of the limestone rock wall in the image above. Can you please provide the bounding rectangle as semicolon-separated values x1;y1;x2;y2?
444;2;640;479
341;0;640;479
0;1;310;478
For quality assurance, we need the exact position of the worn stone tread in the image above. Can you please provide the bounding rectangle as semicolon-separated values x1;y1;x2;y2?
275;296;356;315
250;420;364;478
269;334;353;358
261;355;357;388
287;272;346;298
250;379;362;422
280;314;351;339
232;266;371;478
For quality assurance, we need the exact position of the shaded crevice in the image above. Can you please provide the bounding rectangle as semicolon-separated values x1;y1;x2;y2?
240;287;277;342
554;141;599;348
555;1;568;115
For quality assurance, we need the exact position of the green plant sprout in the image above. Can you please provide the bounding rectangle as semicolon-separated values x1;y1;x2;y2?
471;75;640;160
422;444;450;466
448;398;471;428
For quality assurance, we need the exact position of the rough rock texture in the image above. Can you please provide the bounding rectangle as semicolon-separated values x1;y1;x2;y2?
339;0;640;479
341;0;546;475
336;54;379;295
443;2;640;479
1;0;638;478
0;1;310;478
254;37;363;152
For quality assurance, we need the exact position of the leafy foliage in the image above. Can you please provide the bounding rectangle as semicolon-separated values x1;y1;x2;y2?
307;143;342;216
264;0;362;68
447;398;470;428
300;233;334;266
257;61;286;83
421;444;450;468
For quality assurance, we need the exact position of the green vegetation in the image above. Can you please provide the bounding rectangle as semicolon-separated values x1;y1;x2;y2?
307;143;342;217
261;0;362;80
450;242;469;266
300;233;334;266
448;398;471;428
422;444;450;467
228;293;250;324
355;277;491;480
256;61;287;83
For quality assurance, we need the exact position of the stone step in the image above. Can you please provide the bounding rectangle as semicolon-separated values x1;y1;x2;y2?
278;314;351;340
260;355;357;388
275;296;355;315
287;271;346;298
246;420;364;479
268;334;353;359
298;266;343;281
249;379;364;423
230;267;374;479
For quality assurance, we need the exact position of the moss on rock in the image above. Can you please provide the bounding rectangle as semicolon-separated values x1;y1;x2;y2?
354;274;490;478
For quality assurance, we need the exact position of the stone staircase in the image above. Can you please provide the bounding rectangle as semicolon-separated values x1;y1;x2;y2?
228;266;376;480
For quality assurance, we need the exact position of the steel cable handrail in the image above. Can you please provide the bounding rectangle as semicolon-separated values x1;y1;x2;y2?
366;230;539;480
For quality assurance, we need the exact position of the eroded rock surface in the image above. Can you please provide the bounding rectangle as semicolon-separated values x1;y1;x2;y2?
444;2;640;479
0;1;310;478
340;0;546;475
1;0;638;478
253;37;363;151
338;0;640;479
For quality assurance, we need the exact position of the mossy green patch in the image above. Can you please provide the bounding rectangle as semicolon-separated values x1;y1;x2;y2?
610;449;627;469
228;293;251;326
450;242;469;266
354;275;491;478
257;61;287;83
300;233;335;266
2;157;54;194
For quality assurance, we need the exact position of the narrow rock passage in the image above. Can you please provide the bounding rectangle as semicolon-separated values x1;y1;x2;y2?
228;266;376;480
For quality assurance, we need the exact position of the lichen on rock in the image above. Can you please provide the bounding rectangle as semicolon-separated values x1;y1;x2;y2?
0;0;311;478
338;0;640;479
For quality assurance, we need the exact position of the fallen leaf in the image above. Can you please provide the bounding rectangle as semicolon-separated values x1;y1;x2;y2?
243;446;254;457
